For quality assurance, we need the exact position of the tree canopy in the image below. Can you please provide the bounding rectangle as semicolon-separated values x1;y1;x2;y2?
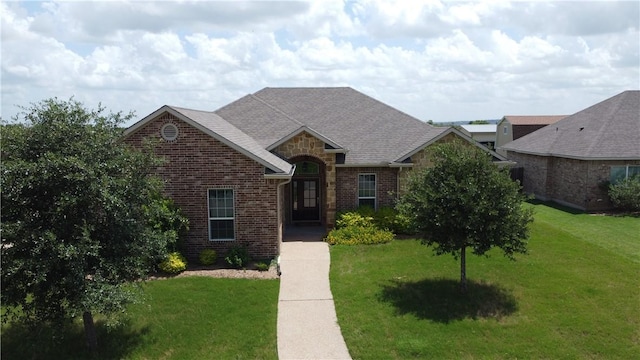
1;98;186;352
397;140;533;291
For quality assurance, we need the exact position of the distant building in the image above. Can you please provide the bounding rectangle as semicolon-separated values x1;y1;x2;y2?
460;124;497;149
496;115;567;155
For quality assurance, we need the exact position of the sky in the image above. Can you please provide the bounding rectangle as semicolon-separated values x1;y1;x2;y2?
2;0;639;125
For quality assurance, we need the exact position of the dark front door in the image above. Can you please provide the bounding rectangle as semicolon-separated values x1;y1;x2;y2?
292;179;320;221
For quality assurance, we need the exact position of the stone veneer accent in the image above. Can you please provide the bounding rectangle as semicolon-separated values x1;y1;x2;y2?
398;134;458;194
273;132;337;226
507;151;640;211
124;113;286;260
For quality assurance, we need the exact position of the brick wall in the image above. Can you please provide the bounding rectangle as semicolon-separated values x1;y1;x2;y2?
336;167;398;212
124;113;284;260
506;152;551;200
507;151;640;211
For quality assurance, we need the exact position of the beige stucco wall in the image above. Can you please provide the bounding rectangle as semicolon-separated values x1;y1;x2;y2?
273;131;337;226
495;119;513;156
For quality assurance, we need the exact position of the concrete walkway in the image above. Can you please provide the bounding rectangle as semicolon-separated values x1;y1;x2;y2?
277;240;352;360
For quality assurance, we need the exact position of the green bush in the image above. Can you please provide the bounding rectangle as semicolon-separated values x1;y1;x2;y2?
225;244;250;269
255;262;269;272
325;226;394;245
198;249;217;266
336;211;374;229
159;252;187;274
356;205;376;218
374;206;398;231
609;176;640;211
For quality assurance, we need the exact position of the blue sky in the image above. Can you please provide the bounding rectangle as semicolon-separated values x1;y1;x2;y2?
2;0;638;125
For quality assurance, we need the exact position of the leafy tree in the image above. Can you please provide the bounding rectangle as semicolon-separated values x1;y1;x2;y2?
469;120;490;124
1;98;186;353
397;140;533;292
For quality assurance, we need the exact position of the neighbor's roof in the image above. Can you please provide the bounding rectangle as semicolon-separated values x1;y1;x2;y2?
460;124;497;133
501;115;568;126
216;87;446;165
501;90;640;160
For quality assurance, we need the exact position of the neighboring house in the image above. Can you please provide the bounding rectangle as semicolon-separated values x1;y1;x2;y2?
501;90;640;211
496;115;567;155
124;87;506;259
460;124;497;149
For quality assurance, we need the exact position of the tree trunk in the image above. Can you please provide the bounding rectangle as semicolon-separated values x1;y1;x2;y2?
83;311;98;355
460;246;467;293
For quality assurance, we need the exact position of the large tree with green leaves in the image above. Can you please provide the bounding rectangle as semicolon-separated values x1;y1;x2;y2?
397;140;533;292
1;98;186;353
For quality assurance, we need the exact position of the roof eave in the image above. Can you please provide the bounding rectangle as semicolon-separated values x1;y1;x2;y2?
502;148;640;161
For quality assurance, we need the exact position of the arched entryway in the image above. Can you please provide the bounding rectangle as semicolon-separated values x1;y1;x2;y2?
288;156;326;225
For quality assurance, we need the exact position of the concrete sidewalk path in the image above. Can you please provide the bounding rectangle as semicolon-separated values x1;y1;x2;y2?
277;241;352;360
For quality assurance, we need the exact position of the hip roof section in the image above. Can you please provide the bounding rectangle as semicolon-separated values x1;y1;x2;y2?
501;90;640;160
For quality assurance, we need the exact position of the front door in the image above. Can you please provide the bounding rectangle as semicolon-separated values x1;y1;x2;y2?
292;179;320;221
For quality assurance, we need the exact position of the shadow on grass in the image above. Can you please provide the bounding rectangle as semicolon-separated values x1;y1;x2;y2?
378;278;518;323
1;318;149;360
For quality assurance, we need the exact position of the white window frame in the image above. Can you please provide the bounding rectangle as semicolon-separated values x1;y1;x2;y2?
207;188;235;241
503;125;508;135
358;173;377;209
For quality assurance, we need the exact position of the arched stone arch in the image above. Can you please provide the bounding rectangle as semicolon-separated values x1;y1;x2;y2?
274;132;337;227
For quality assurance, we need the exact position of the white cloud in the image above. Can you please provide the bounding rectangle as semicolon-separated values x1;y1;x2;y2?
1;0;638;123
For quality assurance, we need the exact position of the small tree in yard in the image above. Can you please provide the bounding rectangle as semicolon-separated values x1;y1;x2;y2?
397;140;533;292
1;98;186;354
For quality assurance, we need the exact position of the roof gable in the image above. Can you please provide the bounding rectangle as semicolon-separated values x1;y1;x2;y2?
501;90;640;160
123;105;294;176
226;87;442;165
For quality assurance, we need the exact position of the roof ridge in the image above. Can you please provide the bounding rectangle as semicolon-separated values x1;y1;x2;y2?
249;93;305;127
350;88;430;127
584;91;626;157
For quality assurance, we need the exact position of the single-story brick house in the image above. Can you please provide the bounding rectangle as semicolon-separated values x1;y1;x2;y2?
124;87;506;259
501;90;640;211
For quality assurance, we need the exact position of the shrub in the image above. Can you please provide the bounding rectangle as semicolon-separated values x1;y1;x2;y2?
159;252;187;274
356;205;376;219
609;176;640;211
325;226;394;245
336;211;374;229
374;206;398;231
225;244;250;269
255;262;269;272
198;249;217;266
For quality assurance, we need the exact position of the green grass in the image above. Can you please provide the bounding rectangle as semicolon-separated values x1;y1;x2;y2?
330;203;640;359
1;277;279;359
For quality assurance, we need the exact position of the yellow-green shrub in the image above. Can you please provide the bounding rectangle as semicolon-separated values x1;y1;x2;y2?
335;211;374;229
325;226;394;245
159;252;187;274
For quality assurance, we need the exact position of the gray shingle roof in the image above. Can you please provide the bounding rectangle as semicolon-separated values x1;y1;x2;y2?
501;90;640;160
502;115;568;125
124;105;293;175
218;87;440;165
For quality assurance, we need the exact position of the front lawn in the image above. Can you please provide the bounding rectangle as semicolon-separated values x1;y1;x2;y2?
1;277;279;359
330;202;640;359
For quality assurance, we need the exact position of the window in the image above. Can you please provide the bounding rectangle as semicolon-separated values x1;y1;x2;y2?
503;126;508;135
358;174;376;209
208;189;234;240
610;165;640;184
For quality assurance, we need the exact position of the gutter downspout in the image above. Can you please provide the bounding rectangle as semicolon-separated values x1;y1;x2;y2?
276;166;295;276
